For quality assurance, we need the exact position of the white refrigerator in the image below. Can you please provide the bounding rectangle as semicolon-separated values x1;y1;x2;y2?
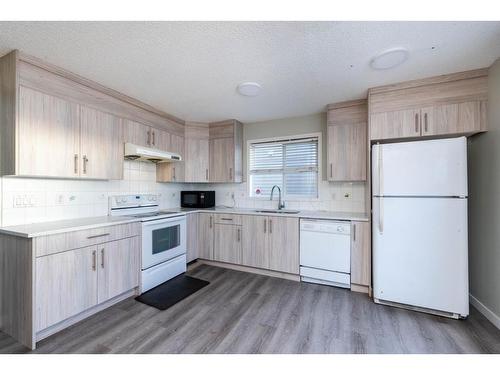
372;137;469;318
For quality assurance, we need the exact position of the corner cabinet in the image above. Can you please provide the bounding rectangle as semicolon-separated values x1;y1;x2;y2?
327;99;367;181
209;120;243;183
369;69;489;142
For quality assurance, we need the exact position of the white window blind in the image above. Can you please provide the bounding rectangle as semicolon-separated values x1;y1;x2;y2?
249;137;319;199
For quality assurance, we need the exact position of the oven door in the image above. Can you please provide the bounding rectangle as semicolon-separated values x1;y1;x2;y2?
141;215;186;270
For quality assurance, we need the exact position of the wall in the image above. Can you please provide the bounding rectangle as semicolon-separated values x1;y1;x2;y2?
0;161;188;227
208;112;367;213
468;58;500;327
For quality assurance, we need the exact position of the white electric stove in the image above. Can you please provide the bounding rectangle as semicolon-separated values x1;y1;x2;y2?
109;194;187;293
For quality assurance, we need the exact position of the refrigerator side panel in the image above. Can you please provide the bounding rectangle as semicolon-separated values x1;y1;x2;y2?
372;197;469;316
372;137;468;197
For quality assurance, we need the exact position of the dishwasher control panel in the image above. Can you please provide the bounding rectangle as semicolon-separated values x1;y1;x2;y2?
300;219;351;235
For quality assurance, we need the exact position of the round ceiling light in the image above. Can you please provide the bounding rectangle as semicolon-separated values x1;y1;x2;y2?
370;48;409;70
237;82;262;97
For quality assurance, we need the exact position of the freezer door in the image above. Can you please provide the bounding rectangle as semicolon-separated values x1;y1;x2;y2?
372;137;467;197
372;197;469;316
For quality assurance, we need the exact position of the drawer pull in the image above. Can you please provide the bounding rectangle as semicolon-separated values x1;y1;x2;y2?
220;218;233;221
87;233;110;239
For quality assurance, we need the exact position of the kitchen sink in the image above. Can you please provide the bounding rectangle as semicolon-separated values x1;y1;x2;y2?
254;209;300;214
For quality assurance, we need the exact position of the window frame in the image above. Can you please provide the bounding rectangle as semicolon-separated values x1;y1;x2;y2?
246;132;322;201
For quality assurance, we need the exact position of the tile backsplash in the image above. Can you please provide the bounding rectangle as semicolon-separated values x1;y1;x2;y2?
202;180;366;212
0;161;366;227
0;161;189;227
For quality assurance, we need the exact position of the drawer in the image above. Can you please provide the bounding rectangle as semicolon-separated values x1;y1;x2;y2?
213;213;242;225
34;222;141;257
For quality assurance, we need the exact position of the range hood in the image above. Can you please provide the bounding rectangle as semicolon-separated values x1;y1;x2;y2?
124;143;182;163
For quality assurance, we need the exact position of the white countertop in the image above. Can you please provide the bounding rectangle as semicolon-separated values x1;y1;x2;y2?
171;206;370;222
0;207;368;238
0;216;142;238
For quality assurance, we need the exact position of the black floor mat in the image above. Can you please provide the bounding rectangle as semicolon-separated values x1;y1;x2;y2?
135;274;209;310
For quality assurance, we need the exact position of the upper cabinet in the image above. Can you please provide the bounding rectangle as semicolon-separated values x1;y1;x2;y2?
0;50;185;180
369;69;489;142
17;86;80;178
327;99;367;181
184;122;210;183
209;120;243;183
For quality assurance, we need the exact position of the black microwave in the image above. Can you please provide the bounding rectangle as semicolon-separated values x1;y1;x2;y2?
181;191;215;208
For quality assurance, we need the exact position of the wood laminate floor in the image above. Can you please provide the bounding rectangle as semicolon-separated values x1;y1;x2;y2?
1;264;500;354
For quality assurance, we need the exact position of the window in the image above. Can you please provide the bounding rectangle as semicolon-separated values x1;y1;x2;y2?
248;135;319;199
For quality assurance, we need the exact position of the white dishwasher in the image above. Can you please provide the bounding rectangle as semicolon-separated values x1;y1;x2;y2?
300;219;351;288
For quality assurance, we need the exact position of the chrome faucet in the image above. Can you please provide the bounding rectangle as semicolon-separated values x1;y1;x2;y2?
270;185;285;210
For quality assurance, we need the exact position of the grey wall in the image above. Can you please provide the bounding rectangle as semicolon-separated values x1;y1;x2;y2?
242;112;327;180
468;58;500;319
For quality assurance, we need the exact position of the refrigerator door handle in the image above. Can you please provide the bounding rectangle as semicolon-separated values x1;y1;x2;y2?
378;144;384;233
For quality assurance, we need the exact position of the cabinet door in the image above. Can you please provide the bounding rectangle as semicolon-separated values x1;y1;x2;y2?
150;127;170;151
241;215;269;269
123;119;150;147
186;213;199;263
268;217;299;274
198;213;214;260
185;137;209;182
36;245;98;331
370;108;421;141
214;224;242;264
421;101;481;136
350;221;371;286
209;137;234;182
328;122;367;181
80;106;124;180
157;134;185;182
97;237;139;304
17;86;80;177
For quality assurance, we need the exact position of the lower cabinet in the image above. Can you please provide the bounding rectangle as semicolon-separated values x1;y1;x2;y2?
268;217;300;274
35;236;140;332
214;223;242;264
36;245;98;332
97;237;140;304
350;221;371;287
198;213;214;260
241;215;269;269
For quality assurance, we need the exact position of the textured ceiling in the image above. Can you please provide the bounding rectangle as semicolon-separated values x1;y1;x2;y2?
0;21;499;123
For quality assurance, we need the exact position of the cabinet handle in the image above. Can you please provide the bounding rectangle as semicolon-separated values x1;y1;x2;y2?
424;113;428;133
147;130;151;145
415;113;419;133
83;155;88;174
269;219;273;234
209;215;213;228
152;130;156;146
264;219;267;233
229;168;233;181
87;233;110;239
237;228;241;242
206;169;209;181
92;250;96;271
330;163;333;178
74;154;78;174
101;248;105;268
353;224;356;242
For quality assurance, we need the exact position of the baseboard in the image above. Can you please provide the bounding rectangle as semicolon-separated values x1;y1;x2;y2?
469;294;500;330
196;259;300;282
